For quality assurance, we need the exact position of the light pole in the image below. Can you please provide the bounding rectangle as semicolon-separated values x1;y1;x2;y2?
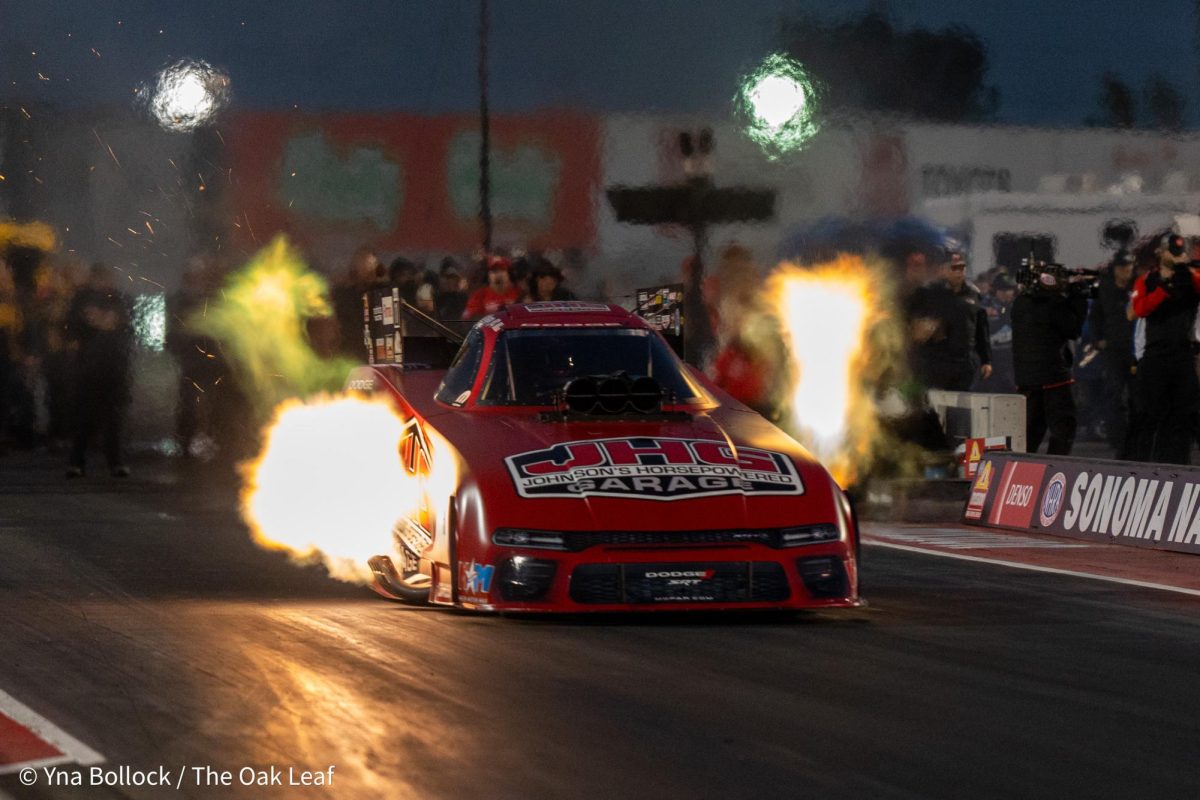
478;0;493;254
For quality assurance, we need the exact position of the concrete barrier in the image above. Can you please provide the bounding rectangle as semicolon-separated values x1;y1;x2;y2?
962;451;1200;556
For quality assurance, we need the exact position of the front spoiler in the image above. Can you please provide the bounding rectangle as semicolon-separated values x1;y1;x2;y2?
444;542;861;613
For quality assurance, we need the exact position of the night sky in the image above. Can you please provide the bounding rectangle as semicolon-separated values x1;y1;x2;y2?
2;0;1197;126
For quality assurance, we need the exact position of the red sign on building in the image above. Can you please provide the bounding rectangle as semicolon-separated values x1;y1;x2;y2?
227;111;601;256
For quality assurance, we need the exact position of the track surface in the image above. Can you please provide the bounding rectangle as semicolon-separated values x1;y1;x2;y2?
1;453;1198;799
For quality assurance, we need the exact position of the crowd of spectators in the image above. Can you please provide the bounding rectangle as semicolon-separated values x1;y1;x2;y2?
0;243;596;472
0;249;135;472
904;231;1200;464
7;229;1200;473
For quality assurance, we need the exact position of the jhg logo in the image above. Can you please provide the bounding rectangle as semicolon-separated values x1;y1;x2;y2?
505;437;804;500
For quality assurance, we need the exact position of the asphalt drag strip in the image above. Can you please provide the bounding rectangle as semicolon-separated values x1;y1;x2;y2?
2;454;1200;798
863;521;1200;597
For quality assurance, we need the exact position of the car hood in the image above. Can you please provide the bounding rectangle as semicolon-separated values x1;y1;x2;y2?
433;408;841;533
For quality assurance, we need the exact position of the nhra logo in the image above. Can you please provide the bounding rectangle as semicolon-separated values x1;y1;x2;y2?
504;437;804;500
1039;472;1067;527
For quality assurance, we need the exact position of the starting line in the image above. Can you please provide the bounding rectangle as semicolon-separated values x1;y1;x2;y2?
0;687;103;776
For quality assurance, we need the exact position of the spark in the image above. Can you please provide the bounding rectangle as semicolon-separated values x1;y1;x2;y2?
92;128;122;168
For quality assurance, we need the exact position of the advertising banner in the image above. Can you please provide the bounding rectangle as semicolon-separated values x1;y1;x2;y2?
963;453;1200;556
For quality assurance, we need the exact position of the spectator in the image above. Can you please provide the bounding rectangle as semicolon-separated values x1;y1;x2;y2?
331;247;379;359
462;256;520;320
1012;264;1089;455
1088;249;1136;456
1130;232;1200;464
529;260;576;302
167;259;226;460
36;261;80;450
436;257;468;321
65;263;133;477
389;257;420;305
975;272;1016;392
508;257;534;303
908;252;992;391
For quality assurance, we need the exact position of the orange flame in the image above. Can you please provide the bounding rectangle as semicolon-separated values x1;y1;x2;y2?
241;392;455;584
767;254;902;487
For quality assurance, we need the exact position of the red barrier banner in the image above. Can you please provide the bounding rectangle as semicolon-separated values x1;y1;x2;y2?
963;453;1200;556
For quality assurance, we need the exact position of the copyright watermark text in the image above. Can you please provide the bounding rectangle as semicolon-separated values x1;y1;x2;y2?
19;764;336;789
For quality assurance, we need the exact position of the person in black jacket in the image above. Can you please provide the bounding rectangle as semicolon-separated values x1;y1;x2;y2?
1012;269;1089;455
1130;232;1200;464
65;263;134;477
1087;250;1136;456
908;253;992;391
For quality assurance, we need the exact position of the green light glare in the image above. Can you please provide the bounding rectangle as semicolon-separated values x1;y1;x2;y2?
736;54;821;159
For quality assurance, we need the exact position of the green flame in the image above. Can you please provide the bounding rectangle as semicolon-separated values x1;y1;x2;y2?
190;236;353;418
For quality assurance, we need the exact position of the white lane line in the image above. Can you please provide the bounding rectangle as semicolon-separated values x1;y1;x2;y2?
0;687;104;775
875;528;1091;550
866;540;1200;599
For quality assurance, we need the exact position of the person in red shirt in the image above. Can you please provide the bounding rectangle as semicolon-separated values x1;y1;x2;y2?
1129;232;1200;463
462;256;521;320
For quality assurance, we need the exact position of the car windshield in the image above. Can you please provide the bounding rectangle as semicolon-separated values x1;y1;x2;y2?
478;329;702;406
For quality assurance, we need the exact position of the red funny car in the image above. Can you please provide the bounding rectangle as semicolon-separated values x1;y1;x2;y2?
347;301;861;613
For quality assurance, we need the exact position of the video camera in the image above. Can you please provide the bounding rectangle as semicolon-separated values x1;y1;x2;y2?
1016;256;1101;299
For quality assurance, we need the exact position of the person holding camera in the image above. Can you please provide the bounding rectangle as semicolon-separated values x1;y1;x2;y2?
1011;265;1089;455
1130;232;1200;464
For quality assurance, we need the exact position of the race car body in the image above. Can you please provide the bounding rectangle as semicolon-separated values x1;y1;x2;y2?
348;301;861;612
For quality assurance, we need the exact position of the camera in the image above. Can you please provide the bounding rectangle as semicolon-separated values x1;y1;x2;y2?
1016;257;1101;299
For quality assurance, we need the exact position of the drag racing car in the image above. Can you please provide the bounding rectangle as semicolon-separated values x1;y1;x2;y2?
347;301;861;612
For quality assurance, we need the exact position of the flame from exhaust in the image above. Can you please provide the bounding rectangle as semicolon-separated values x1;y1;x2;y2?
241;392;458;585
200;237;459;584
768;254;902;487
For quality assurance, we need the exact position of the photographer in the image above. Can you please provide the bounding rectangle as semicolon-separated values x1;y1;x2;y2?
1011;263;1089;455
1130;232;1200;464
